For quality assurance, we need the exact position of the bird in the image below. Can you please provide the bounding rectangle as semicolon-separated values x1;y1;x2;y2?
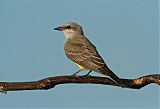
54;22;124;87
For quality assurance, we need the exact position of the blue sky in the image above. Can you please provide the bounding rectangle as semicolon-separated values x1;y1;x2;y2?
0;0;159;108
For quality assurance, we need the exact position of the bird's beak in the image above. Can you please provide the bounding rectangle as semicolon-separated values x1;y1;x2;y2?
54;26;64;31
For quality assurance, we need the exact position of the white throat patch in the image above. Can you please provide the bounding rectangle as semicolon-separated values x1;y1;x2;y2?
64;29;75;39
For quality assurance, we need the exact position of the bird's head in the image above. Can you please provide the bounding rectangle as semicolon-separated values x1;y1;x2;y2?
54;22;84;38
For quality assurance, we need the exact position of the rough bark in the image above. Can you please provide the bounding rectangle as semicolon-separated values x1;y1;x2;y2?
0;74;159;93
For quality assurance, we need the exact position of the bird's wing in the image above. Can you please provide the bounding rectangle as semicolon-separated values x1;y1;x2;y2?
64;37;106;69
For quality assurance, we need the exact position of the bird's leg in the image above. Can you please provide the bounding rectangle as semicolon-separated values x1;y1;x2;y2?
72;69;82;77
84;70;92;76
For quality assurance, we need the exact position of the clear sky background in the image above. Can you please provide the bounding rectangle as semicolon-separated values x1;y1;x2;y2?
0;0;159;109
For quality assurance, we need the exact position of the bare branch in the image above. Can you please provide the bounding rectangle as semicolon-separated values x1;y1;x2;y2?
0;74;159;93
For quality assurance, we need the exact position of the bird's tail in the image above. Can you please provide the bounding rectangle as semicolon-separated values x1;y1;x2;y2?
100;67;123;86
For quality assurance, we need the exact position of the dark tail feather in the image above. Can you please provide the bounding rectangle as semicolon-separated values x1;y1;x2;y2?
100;67;122;85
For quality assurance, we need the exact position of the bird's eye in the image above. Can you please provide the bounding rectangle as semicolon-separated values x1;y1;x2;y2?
65;26;71;29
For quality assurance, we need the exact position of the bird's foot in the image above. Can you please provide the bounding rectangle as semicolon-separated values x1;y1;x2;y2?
72;73;79;77
72;70;82;77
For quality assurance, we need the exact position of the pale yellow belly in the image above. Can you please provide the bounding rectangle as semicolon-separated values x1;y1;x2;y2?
73;62;86;70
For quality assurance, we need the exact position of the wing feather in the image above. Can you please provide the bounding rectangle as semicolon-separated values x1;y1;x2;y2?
64;37;106;70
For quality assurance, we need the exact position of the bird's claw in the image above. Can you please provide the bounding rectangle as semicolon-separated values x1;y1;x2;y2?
72;73;79;77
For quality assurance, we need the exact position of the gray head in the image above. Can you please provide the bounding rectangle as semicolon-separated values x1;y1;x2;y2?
54;22;84;39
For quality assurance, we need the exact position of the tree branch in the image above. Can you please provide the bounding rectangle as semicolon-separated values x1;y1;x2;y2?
0;74;159;93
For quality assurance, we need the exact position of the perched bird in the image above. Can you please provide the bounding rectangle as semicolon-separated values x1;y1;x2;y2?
54;22;124;87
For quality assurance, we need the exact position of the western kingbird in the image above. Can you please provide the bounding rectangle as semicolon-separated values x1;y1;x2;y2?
54;22;124;87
